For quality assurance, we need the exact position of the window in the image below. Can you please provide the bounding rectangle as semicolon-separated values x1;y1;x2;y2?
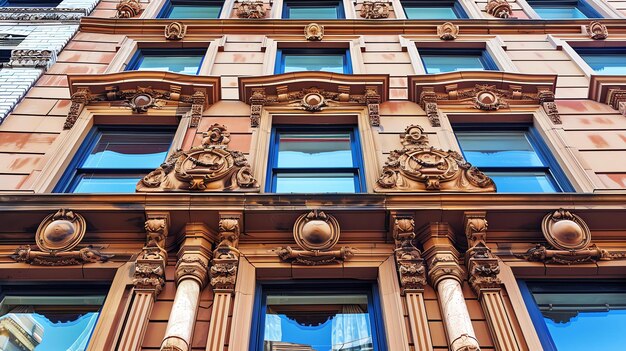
157;0;221;19
275;49;352;74
126;49;205;75
250;283;386;351
519;281;626;351
528;0;601;18
455;127;571;192
419;49;498;74
402;0;468;19
574;47;626;75
0;0;60;7
267;126;365;193
0;285;107;351
283;0;344;19
55;127;175;193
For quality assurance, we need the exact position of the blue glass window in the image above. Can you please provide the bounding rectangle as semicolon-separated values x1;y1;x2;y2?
455;127;571;192
157;0;221;19
56;128;175;193
0;287;106;351
402;0;468;19
283;0;344;19
420;49;498;74
575;48;626;75
267;127;365;193
519;281;626;351
126;49;205;75
276;49;352;74
528;0;601;18
251;284;387;351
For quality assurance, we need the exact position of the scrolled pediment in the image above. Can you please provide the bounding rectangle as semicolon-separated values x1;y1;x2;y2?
64;71;221;129
238;71;389;127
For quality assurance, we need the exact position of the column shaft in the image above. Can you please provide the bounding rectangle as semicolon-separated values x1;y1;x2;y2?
161;279;201;351
437;279;480;351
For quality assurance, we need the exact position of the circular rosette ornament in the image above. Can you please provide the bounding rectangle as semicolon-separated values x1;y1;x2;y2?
301;92;326;111
36;209;86;253
293;211;340;252
542;209;591;251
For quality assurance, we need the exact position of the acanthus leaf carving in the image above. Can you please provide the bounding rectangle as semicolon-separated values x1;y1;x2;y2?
137;124;260;192
375;124;496;192
360;1;390;19
236;0;266;18
486;0;512;18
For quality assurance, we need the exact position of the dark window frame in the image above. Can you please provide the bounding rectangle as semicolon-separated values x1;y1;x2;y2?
282;0;345;19
527;0;602;18
401;0;468;19
453;124;573;192
274;48;353;74
53;126;176;193
419;48;499;73
126;48;207;75
266;125;366;193
156;0;223;19
249;281;387;351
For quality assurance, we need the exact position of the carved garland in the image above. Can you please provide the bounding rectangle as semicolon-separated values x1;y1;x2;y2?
375;124;496;192
137;123;259;192
360;1;390;19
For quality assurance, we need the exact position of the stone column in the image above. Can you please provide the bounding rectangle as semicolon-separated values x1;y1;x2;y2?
391;215;433;351
117;215;168;351
161;223;213;351
464;212;522;351
206;215;241;351
419;223;481;351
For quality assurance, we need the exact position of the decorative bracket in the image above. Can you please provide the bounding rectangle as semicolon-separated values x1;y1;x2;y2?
133;214;169;297
210;217;241;293
464;212;501;296
392;215;427;293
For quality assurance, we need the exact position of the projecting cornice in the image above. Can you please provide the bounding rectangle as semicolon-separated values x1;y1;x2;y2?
78;18;626;36
588;75;626;116
64;71;221;129
408;71;559;126
238;71;389;126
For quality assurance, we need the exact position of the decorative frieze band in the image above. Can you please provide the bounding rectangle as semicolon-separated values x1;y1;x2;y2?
7;49;55;68
0;7;86;21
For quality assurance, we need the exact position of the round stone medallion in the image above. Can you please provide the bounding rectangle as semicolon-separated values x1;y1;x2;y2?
35;209;86;253
293;211;340;251
541;209;590;250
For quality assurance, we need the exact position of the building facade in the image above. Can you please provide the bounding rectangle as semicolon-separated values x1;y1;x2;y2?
1;0;626;350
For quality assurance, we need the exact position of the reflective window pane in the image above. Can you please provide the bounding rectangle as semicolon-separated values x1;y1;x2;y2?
456;132;544;167
73;175;143;193
82;132;172;169
405;7;458;19
487;172;558;193
578;53;626;75
167;5;220;18
277;133;353;168
421;55;486;73
283;54;345;73
136;54;203;75
534;6;588;19
264;293;374;350
288;6;339;19
275;173;355;193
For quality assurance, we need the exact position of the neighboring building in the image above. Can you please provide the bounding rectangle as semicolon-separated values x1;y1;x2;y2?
1;1;626;351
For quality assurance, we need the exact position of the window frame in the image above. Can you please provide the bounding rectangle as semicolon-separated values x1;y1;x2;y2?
266;125;366;193
418;48;499;74
571;46;626;75
274;48;353;75
53;126;176;193
401;0;468;19
527;0;602;18
156;0;223;19
453;124;573;192
125;48;206;75
249;281;387;351
282;0;345;19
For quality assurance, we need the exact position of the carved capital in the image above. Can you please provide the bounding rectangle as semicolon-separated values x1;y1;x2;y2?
437;22;459;41
360;1;390;19
236;0;266;18
586;21;608;40
175;253;210;287
393;216;427;292
427;252;464;287
486;0;511;18
115;0;142;18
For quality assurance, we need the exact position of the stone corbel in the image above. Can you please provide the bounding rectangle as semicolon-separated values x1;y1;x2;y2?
133;214;169;297
365;85;381;126
210;217;241;293
189;90;206;128
64;88;94;130
392;216;427;293
359;1;390;19
486;0;512;18
249;87;266;127
464;213;501;295
418;87;440;127
538;89;562;124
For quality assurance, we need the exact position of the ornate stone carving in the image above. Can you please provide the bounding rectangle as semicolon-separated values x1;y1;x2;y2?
137;124;259;192
518;209;626;264
365;86;381;126
133;217;168;296
10;209;113;266
7;49;54;68
464;213;501;295
393;216;427;293
210;218;241;293
164;22;186;40
0;7;86;21
190;90;205;127
538;90;562;124
375;124;496;192
305;23;324;41
419;88;440;126
64;88;93;129
274;210;355;265
586;21;608;40
427;253;464;287
360;1;390;19
606;89;626;116
236;0;266;18
437;22;459;40
175;254;210;287
115;0;142;18
486;0;511;18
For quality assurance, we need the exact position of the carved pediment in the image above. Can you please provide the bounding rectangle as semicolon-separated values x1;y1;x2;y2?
239;72;389;126
409;71;559;126
64;72;221;129
136;124;259;192
588;75;626;116
375;124;496;192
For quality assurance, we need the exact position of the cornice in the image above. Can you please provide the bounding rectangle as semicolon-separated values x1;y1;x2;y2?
78;18;626;36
